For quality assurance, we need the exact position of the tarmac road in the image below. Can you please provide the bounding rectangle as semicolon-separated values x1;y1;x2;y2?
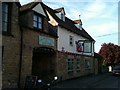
52;73;120;90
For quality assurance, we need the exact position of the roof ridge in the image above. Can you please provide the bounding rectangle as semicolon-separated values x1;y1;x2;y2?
20;2;39;12
54;7;64;10
42;2;94;41
21;1;33;7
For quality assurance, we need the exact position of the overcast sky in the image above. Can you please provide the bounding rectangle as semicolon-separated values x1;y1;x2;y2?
19;0;119;53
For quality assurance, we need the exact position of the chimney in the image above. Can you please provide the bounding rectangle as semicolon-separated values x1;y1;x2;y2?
32;0;42;2
12;0;19;2
79;15;82;30
74;19;82;30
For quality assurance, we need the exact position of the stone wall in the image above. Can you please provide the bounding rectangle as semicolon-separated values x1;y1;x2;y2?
2;3;21;88
56;51;94;81
20;16;57;87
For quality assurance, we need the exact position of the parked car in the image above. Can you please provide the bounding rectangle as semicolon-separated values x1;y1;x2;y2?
112;65;120;76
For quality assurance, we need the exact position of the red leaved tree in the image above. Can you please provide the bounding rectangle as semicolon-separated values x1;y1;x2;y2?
99;43;120;66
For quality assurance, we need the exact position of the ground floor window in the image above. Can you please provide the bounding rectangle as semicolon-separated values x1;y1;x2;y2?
76;59;80;71
67;59;74;72
84;59;90;69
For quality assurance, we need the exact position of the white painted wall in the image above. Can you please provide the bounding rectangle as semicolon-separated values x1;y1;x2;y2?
45;8;94;56
58;26;94;56
32;3;46;16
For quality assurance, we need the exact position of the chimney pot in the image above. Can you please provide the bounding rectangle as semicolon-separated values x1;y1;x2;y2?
32;0;42;2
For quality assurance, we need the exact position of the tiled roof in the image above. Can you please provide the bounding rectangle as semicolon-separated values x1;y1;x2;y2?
16;2;21;7
20;2;38;12
48;24;58;37
20;2;57;38
94;52;102;58
42;3;95;41
19;2;94;41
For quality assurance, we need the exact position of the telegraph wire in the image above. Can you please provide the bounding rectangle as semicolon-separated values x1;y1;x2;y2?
94;32;118;38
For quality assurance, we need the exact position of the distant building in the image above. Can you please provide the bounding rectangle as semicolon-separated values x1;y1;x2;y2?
94;52;103;74
2;1;95;89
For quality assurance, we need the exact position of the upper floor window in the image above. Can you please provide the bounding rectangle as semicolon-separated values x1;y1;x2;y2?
33;14;42;29
61;12;65;21
61;13;64;20
76;40;92;53
2;3;9;32
69;35;74;46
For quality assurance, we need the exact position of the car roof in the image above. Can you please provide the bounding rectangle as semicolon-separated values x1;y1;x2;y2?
113;65;120;69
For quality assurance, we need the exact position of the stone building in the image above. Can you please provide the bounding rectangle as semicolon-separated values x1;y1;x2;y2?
19;2;58;87
2;1;96;89
2;2;21;88
2;2;58;88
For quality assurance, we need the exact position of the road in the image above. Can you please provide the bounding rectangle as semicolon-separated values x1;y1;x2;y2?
52;73;120;89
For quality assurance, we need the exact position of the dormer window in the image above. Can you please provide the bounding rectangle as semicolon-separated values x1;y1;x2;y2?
54;7;65;21
61;13;64;21
33;14;42;30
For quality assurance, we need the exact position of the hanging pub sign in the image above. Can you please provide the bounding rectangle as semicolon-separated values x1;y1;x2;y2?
84;42;92;53
76;41;84;52
76;40;92;53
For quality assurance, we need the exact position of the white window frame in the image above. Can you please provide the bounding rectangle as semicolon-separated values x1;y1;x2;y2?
67;58;74;72
33;14;42;29
76;59;80;71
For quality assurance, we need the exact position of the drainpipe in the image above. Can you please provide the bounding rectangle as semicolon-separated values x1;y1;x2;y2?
93;41;96;75
18;23;23;88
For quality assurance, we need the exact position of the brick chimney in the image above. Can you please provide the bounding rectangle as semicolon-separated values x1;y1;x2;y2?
32;0;42;2
74;19;82;30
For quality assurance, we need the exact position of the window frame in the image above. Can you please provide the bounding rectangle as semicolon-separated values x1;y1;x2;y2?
67;58;74;72
76;40;92;53
33;12;43;30
2;46;4;71
2;2;11;35
84;59;91;69
61;13;64;21
83;41;92;53
69;35;74;46
76;59;80;71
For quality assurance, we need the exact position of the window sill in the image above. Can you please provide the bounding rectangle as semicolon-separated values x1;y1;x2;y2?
2;32;14;37
76;69;80;71
85;67;91;70
68;70;73;73
34;27;42;31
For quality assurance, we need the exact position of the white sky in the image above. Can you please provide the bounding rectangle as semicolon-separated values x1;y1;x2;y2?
19;0;119;53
